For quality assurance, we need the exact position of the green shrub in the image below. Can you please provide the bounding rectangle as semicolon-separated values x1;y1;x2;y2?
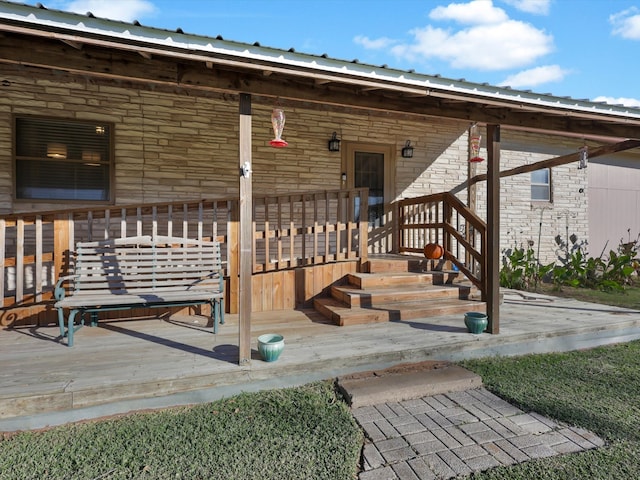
552;232;638;292
500;244;553;290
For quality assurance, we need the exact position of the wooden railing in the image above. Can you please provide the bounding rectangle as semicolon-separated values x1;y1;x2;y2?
398;192;486;296
253;189;368;272
0;189;368;315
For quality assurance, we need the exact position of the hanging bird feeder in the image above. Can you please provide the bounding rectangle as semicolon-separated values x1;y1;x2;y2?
578;145;588;169
269;108;288;148
469;124;484;163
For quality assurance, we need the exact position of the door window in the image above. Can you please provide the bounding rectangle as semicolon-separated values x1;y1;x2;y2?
354;151;384;226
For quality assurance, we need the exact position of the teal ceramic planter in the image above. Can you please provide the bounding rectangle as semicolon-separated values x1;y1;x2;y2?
257;333;284;362
464;312;488;334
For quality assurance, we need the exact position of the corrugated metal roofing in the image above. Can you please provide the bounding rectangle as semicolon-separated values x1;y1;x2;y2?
1;0;639;121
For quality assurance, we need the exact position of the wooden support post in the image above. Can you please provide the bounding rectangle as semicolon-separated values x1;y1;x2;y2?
486;124;500;334
53;214;71;288
238;93;252;365
228;201;239;314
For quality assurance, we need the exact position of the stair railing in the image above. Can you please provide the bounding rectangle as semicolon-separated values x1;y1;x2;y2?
397;192;486;297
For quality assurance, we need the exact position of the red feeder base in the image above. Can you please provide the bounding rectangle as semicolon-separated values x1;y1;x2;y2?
269;139;288;148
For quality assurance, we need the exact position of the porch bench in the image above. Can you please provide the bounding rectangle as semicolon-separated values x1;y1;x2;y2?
54;235;225;347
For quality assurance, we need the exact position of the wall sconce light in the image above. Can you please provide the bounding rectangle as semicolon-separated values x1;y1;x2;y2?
328;131;341;152
341;172;347;183
401;140;414;158
47;143;67;159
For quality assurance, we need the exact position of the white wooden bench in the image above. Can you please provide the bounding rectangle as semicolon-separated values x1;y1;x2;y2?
54;235;224;347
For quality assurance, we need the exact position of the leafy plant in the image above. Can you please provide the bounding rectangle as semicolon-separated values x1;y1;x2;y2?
500;244;553;290
552;231;638;292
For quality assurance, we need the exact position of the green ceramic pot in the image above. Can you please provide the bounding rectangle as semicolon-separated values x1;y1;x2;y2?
257;333;284;362
464;312;488;334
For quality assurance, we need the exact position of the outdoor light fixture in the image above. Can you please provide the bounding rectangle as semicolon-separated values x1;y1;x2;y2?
401;140;414;158
578;145;588;169
469;124;484;162
269;107;288;147
341;172;347;183
47;143;67;159
328;131;341;152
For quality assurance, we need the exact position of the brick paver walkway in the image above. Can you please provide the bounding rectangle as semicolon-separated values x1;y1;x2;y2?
354;387;604;479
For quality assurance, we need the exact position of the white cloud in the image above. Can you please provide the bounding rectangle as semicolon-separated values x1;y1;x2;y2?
501;0;551;15
362;0;552;72
610;7;640;40
63;0;155;22
354;35;396;50
429;0;508;25
392;19;552;70
592;96;640;108
499;65;568;88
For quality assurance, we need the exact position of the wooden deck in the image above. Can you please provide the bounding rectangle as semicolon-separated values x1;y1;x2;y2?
1;291;640;431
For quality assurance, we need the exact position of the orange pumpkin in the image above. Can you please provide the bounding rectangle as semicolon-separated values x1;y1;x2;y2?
423;243;444;259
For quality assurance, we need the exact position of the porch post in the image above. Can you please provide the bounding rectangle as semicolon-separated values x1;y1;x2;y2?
238;93;252;365
486;124;500;334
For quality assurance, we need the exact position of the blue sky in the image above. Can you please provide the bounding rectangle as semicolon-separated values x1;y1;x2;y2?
15;0;640;106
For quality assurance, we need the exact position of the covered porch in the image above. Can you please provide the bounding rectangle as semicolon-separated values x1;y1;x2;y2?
1;292;640;431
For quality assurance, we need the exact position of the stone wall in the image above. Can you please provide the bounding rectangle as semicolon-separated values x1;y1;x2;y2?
473;129;589;266
0;65;590;265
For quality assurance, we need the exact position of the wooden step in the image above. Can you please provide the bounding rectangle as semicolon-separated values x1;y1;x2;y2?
313;254;485;327
313;296;486;327
347;272;438;289
331;283;473;308
364;257;457;274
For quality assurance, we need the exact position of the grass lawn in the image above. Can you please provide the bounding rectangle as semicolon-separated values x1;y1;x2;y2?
460;340;640;479
534;276;640;310
459;279;640;479
0;382;362;480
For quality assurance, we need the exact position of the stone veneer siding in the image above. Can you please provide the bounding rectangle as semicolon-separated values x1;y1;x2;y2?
0;66;588;265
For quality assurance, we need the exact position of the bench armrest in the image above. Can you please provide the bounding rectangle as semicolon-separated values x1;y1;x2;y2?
54;275;78;301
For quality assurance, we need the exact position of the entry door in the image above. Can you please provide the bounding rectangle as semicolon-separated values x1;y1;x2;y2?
344;143;395;253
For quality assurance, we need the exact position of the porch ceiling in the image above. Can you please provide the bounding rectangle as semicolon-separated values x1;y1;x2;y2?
1;6;640;142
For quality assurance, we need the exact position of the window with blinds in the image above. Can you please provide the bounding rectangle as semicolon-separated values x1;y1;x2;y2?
14;116;113;202
530;168;551;202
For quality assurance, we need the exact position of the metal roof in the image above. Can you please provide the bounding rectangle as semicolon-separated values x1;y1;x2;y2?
1;0;640;123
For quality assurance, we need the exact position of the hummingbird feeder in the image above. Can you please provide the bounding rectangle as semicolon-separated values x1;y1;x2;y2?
269;107;288;148
469;124;484;163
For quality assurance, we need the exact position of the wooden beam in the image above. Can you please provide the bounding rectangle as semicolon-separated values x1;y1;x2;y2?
469;139;640;187
61;39;82;50
486;125;500;334
238;93;252;366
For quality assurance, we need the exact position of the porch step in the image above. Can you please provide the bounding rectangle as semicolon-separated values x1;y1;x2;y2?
313;255;485;326
313;296;485;326
363;256;457;274
331;283;473;308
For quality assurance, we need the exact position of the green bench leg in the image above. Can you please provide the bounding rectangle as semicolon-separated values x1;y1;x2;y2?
57;308;66;338
211;298;224;334
67;309;81;347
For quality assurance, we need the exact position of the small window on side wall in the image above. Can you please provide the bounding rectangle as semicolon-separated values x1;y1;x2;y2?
14;116;113;202
531;168;551;202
